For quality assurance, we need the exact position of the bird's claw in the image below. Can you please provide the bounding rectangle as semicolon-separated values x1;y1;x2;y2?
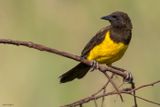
90;60;99;71
123;71;133;83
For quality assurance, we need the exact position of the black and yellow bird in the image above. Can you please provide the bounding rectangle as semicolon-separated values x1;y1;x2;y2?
60;11;132;83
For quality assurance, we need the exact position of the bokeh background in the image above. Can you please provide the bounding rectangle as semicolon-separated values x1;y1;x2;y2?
0;0;159;107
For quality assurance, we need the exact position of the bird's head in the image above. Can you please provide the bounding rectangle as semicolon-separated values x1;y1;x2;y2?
101;11;132;29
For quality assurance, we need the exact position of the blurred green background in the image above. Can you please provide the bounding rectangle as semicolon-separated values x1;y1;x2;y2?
0;0;159;107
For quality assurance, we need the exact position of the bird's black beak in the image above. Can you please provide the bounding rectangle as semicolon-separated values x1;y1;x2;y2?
101;15;112;21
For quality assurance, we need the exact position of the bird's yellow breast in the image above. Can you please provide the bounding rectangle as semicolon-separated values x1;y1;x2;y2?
87;31;128;64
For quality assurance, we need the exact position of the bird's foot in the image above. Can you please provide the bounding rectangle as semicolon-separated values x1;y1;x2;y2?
90;60;99;72
123;71;133;83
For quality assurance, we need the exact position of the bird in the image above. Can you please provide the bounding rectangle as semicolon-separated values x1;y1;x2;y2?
59;11;132;83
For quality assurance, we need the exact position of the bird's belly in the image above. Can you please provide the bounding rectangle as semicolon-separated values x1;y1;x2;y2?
87;33;128;64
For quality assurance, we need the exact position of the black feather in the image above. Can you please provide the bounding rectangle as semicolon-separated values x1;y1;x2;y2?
59;63;90;83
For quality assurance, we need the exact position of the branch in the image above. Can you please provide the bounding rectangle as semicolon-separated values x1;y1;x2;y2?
61;80;160;107
0;39;128;78
102;71;123;102
1;39;159;107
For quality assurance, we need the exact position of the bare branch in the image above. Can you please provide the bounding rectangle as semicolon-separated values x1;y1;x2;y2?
91;74;114;97
102;72;123;101
131;81;138;107
60;80;160;107
0;39;128;78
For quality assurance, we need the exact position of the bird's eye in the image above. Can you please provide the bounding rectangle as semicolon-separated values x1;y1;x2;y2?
112;15;117;19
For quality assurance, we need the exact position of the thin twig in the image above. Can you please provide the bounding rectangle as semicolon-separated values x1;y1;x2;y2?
60;80;160;107
126;93;160;106
101;88;106;107
102;72;123;102
131;81;138;107
94;99;98;107
91;81;109;97
131;80;160;92
101;74;114;107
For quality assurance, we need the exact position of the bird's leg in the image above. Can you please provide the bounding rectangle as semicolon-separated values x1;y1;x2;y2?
123;71;133;83
80;56;85;61
90;60;99;72
108;65;133;83
80;57;99;72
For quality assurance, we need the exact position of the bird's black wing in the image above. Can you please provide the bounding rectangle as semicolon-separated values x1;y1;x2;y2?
81;26;110;58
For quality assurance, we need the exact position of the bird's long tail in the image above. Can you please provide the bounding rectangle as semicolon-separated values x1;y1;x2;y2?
59;63;90;83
